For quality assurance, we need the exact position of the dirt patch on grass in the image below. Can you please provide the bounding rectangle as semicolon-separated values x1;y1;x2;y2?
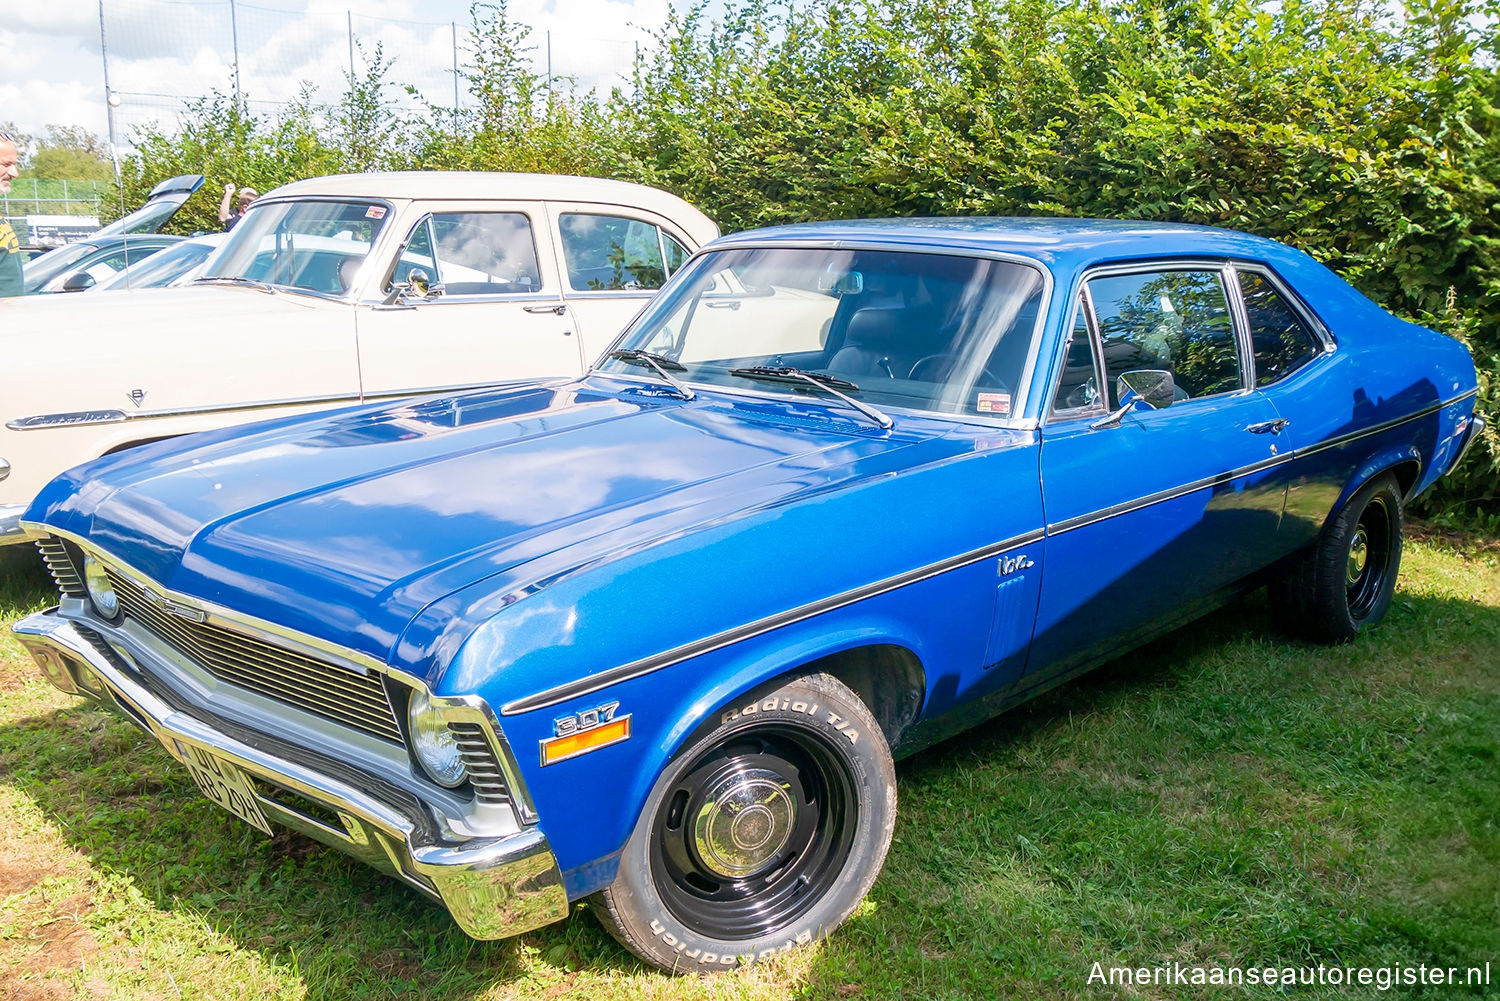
1408;520;1500;556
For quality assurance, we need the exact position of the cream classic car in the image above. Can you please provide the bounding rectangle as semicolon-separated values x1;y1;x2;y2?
0;172;718;543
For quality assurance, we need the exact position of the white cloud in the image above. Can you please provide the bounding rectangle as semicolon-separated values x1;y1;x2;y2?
3;0;681;143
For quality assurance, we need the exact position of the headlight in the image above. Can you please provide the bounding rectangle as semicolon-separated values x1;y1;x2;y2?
408;691;467;787
82;555;120;620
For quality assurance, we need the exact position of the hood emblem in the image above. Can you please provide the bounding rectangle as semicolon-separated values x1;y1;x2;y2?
128;388;146;408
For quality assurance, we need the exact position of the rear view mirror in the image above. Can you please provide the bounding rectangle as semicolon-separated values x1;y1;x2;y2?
1117;369;1176;411
817;270;863;296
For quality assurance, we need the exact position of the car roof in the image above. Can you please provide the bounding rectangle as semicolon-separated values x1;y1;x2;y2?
709;217;1308;272
261;171;719;242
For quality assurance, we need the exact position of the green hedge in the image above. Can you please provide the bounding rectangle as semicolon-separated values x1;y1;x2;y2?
122;0;1500;524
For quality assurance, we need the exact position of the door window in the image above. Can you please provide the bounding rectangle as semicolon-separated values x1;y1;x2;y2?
389;212;542;295
1087;269;1242;406
1239;270;1322;386
559;212;669;291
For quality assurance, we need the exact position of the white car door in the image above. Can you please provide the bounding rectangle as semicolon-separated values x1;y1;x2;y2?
546;204;698;367
354;202;585;398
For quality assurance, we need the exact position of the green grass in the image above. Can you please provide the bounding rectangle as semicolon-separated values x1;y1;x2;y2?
0;530;1495;999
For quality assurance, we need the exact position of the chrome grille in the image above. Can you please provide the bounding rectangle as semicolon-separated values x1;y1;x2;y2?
450;722;512;806
102;566;402;743
36;538;85;597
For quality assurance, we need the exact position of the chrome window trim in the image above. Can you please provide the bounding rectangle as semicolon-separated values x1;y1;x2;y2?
1060;259;1252;411
556;209;670;294
1045;284;1109;422
589;240;1054;428
560;289;657;300
381;208;547;297
503;527;1047;715
1227;262;1334;384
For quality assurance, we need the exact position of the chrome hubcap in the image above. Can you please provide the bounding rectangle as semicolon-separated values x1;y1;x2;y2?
1347;527;1369;586
693;768;797;878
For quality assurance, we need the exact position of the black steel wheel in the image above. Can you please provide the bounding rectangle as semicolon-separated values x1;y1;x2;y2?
592;672;896;973
1272;472;1404;642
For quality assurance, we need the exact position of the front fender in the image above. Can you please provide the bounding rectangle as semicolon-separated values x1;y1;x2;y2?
472;553;1021;899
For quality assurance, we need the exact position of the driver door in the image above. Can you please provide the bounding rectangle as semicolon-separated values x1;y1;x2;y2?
355;203;584;399
1028;263;1288;687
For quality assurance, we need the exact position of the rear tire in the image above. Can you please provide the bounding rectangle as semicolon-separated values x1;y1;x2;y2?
1273;472;1403;643
591;672;895;973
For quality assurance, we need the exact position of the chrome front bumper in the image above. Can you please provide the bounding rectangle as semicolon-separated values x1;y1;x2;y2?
0;504;25;544
12;609;570;940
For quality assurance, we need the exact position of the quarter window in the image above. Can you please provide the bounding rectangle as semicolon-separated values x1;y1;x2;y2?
389;212;542;295
1240;270;1322;385
560;213;669;291
1051;303;1103;416
1087;269;1242;405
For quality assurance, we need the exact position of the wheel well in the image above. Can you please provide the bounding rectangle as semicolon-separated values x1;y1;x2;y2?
1387;458;1421;500
793;644;925;749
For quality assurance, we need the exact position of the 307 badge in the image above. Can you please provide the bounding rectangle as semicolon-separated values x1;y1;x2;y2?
540;701;632;766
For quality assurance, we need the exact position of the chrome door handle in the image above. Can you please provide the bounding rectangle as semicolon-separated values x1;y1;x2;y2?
1247;418;1291;435
524;304;567;315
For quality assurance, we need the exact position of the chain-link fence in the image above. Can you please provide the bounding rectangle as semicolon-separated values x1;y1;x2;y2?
95;0;643;149
0;178;112;218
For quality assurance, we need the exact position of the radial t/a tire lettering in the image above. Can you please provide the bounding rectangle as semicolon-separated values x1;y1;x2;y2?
590;672;896;973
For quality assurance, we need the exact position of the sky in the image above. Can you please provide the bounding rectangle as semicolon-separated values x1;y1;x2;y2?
1;0;680;150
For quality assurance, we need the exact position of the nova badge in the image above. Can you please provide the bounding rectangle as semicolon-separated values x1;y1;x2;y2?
138;583;207;623
998;553;1035;576
540;700;632;766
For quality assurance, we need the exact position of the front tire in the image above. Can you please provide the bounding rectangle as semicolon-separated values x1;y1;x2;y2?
1273;472;1404;642
592;672;896;973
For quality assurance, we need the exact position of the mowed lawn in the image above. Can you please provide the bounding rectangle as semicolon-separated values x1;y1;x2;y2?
0;529;1495;1001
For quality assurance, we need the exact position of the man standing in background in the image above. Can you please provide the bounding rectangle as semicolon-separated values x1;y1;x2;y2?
0;132;23;299
218;182;258;231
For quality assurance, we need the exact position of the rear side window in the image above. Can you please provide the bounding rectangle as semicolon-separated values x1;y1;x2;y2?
1087;269;1242;405
560;213;668;291
1240;271;1322;385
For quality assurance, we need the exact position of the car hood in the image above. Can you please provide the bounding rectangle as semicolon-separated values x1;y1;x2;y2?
28;379;977;672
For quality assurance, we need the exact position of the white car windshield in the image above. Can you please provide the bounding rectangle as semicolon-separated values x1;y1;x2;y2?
599;247;1045;418
201;199;389;296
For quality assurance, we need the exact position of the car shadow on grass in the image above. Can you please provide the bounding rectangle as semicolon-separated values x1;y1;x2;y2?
1;586;1495;997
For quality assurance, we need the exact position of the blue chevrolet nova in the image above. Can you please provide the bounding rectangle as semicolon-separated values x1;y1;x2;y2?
11;219;1485;971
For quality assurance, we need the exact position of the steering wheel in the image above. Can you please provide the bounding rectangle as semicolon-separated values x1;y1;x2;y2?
908;353;1007;390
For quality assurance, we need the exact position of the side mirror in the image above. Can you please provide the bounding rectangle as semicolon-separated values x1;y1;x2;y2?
1117;369;1176;411
61;271;97;293
379;268;443;308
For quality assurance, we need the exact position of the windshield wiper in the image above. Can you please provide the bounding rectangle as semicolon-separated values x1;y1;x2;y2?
728;365;894;430
609;349;696;401
192;275;278;295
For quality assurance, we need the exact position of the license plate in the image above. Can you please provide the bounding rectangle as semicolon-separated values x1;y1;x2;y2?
176;740;273;836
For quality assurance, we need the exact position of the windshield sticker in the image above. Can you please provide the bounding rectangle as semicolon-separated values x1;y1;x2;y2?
365;206;387;219
977;392;1011;415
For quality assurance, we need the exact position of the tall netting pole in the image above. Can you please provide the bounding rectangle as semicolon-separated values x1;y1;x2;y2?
98;0;122;206
229;0;242;108
452;21;460;110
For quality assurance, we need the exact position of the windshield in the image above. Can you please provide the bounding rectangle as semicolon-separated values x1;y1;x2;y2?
202;199;389;296
598;247;1046;418
96;240;214;291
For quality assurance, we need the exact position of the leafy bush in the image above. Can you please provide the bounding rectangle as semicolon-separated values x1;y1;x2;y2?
120;0;1500;521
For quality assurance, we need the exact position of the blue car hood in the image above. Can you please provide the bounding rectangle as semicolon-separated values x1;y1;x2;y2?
30;379;952;671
